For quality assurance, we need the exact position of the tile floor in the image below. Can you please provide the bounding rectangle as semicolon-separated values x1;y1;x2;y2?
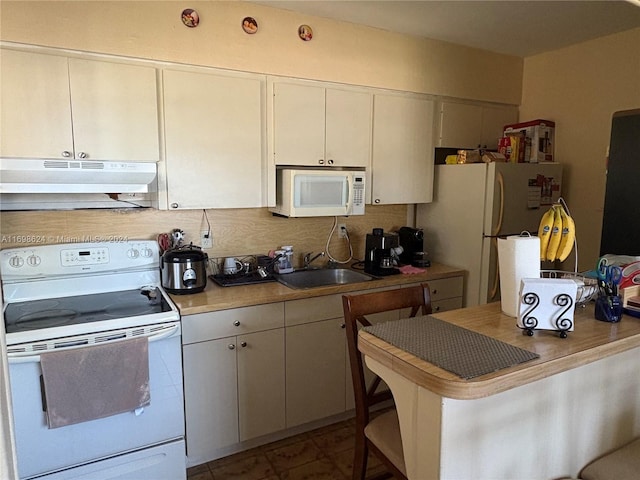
186;415;390;480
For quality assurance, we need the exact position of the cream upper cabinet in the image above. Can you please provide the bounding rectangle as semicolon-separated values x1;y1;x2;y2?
1;49;72;159
438;101;518;150
371;93;435;204
272;81;371;167
162;68;265;210
0;48;159;162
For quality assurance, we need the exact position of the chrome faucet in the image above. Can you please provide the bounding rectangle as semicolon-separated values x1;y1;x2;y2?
303;251;325;269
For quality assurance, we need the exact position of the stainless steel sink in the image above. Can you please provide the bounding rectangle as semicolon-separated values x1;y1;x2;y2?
275;268;376;289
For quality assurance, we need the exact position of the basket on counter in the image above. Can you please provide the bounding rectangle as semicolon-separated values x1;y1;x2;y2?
541;271;599;306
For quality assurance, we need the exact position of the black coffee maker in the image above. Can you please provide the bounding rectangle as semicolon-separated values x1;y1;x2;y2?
364;228;400;276
398;226;430;267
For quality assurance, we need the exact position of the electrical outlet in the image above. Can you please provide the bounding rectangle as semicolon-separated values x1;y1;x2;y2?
201;230;213;248
338;223;347;238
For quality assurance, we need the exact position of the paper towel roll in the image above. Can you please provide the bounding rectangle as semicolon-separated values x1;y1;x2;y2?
497;235;540;317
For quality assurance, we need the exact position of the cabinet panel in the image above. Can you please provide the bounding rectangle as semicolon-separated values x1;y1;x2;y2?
286;319;346;427
402;277;464;302
237;329;285;441
325;88;371;167
163;69;265;209
372;94;435;204
69;59;159;162
273;82;325;166
0;49;160;162
438;101;518;150
0;49;73;159
285;293;343;326
272;81;371;167
183;337;238;459
480;105;518;150
182;303;284;344
439;102;483;149
432;297;463;313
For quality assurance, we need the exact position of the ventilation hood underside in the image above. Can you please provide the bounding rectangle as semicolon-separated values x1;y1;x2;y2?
0;158;157;194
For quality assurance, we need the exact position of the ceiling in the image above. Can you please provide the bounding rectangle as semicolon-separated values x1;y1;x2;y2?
253;1;640;57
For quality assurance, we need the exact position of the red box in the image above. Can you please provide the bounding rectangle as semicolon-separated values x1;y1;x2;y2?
504;119;555;163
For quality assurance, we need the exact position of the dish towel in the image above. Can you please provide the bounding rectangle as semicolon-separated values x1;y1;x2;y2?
399;265;426;274
40;336;150;429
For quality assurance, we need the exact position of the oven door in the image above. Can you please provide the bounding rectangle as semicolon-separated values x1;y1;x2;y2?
8;323;184;480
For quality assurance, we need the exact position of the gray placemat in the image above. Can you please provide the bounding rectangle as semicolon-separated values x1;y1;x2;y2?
363;316;539;380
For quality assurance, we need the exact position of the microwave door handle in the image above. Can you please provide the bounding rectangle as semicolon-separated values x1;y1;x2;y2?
345;175;353;214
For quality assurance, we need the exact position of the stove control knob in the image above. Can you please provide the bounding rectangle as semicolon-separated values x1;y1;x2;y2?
26;255;41;266
9;255;24;268
140;247;153;258
127;248;140;259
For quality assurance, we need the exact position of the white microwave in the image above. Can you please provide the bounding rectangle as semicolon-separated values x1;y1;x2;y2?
270;168;366;217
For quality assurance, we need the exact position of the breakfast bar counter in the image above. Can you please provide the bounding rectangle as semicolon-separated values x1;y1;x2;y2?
359;302;640;479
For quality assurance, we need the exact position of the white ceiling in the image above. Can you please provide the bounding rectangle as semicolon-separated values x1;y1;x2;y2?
252;1;640;57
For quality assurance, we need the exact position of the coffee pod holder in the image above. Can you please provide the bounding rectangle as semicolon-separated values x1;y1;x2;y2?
517;278;578;338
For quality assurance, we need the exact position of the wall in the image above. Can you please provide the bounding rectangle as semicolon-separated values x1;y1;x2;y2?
520;27;640;271
0;0;523;262
0;1;523;102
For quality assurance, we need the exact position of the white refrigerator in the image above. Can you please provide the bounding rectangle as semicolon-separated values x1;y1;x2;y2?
416;162;563;307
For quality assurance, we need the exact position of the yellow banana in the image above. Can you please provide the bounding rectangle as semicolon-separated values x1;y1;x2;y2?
545;205;563;261
537;206;556;260
556;206;576;262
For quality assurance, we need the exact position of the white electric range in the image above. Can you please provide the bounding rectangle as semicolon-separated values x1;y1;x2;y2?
1;240;185;480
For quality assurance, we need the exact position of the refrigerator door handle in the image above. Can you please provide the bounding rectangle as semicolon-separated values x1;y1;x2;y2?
492;172;505;236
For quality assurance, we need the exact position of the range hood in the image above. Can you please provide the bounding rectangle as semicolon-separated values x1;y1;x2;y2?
0;158;157;194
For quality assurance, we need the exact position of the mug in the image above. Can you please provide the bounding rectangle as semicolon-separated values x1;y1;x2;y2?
223;257;243;275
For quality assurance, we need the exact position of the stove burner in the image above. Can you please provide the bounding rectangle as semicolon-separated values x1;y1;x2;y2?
14;310;78;330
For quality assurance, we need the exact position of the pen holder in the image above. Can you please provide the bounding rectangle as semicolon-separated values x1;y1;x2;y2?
594;294;623;323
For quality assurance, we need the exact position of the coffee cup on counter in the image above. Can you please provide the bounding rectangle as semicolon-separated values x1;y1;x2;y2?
223;257;243;275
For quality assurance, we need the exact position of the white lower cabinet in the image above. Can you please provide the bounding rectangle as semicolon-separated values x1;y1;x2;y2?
181;275;463;464
284;294;346;427
182;304;285;465
286;318;347;427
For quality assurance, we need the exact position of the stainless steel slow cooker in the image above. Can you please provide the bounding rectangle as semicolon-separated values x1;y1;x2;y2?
161;244;208;294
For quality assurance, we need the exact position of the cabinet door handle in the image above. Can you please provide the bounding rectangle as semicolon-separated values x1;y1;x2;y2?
340;323;346;329
434;306;441;312
77;152;88;159
61;151;72;158
327;159;334;165
240;341;247;348
233;320;241;327
374;198;381;204
170;203;179;209
318;159;325;165
228;344;236;350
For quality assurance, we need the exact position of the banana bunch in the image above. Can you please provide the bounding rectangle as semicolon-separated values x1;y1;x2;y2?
537;204;576;262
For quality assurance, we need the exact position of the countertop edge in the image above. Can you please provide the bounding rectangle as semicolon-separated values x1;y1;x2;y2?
359;316;640;400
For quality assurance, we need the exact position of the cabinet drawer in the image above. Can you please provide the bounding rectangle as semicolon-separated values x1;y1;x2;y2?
432;297;463;313
404;277;463;302
285;294;343;326
182;303;284;344
285;286;396;327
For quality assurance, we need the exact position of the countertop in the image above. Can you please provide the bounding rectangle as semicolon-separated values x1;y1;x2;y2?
359;301;640;400
170;262;465;316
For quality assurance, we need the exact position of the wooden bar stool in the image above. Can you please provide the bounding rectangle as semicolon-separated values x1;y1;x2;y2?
342;283;432;480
